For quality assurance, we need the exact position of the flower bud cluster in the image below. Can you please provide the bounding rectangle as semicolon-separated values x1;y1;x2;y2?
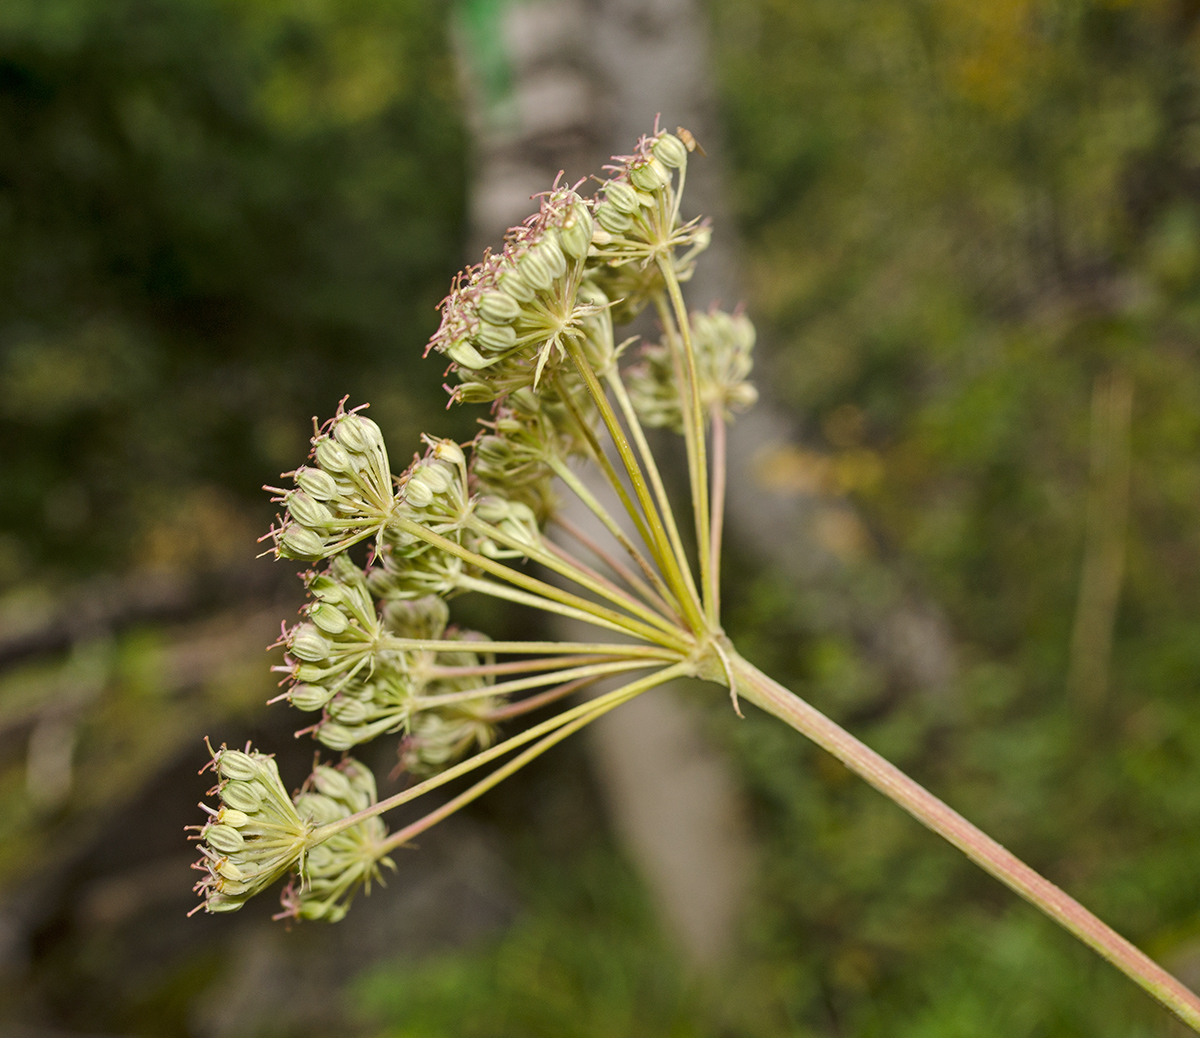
430;184;602;401
587;131;712;325
276;555;499;761
279;759;393;922
190;743;311;915
373;436;474;599
266;404;396;562
628;309;758;432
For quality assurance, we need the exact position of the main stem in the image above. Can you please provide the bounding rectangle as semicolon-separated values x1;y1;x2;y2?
730;653;1200;1032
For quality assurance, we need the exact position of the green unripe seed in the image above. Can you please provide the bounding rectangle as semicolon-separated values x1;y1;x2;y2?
499;267;535;303
218;750;263;782
290;623;331;663
518;248;554;291
221;780;264;813
559;205;594;258
289;684;332;711
446;339;491;370
596;203;634;234
432;439;465;466
474;321;517;352
477;291;521;324
604;181;640;214
280;524;325;559
653;133;689;169
294;467;337;501
540;235;567;278
629;156;671;192
314;438;353;474
328;696;369;724
219;808;250;829
309;601;349;635
315;721;359;751
205;824;245;854
287;490;332;530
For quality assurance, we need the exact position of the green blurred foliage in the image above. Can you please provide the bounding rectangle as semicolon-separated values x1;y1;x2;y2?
707;0;1200;1031
0;0;467;581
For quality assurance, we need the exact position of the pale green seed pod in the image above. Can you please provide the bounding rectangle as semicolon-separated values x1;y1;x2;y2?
205;824;246;854
280;524;325;559
295;466;337;501
315;438;353;474
218;749;264;782
218;808;250;829
446;339;491;370
290;623;331;663
596;203;634;234
432;439;465;466
475;322;517;352
356;416;384;450
455;382;495;404
474;496;510;523
629;156;671;192
477;291;521;325
221;780;264;813
333;415;371;453
309;601;349;635
308;575;345;603
604;181;640;214
315;722;358;751
217;858;246;882
559;204;593;258
294;792;343;825
417;462;452;494
653;133;689;169
313;765;355;802
289;684;332;711
518;248;554;291
499;266;535;303
342;759;378;801
474;436;509;464
405;474;435;508
206;893;249;913
287;491;333;530
328;696;369;724
539;234;567;279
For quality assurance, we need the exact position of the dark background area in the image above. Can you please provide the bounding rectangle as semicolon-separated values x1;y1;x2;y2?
3;0;1200;1035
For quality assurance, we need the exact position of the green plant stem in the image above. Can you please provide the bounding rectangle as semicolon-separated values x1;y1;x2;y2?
546;457;682;616
377;636;674;657
550;371;670;582
392;516;690;652
464;515;683;639
482;675;598;722
312;662;691;842
541;534;683;627
729;653;1200;1033
376;661;690;855
415;657;659;708
606;367;700;609
709;407;727;619
426;654;615;679
551;514;680;622
657;260;715;626
456;574;674;645
563;337;707;632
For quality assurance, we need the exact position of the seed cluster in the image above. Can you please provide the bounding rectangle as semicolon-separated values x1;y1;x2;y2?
627;309;759;432
191;129;759;922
